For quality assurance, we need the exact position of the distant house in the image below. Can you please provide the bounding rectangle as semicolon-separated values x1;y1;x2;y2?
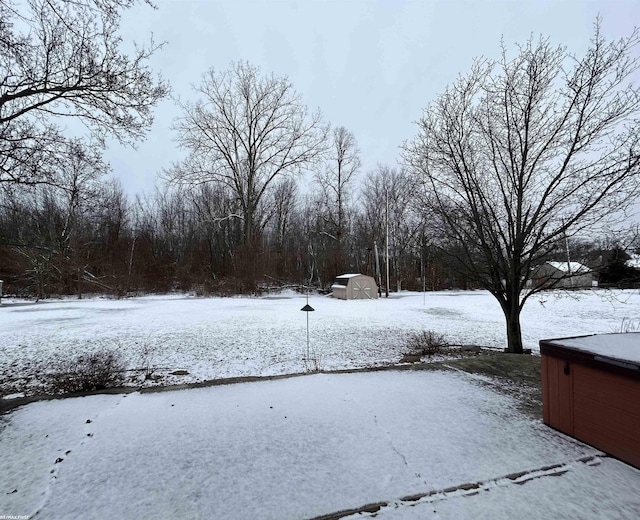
626;255;640;270
531;261;594;289
331;274;379;300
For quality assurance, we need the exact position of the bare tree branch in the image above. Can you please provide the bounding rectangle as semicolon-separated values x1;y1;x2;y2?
0;0;169;185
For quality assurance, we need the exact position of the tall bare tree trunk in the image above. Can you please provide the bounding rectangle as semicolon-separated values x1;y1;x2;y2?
503;301;524;354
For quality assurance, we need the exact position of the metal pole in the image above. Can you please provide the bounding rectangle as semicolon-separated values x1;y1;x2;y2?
306;311;310;369
421;248;425;306
301;289;315;372
562;218;573;287
127;232;137;293
385;188;390;298
306;288;310;368
374;241;382;295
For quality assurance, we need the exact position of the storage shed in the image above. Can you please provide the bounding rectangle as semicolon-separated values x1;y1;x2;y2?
531;261;594;289
540;333;640;468
331;274;378;300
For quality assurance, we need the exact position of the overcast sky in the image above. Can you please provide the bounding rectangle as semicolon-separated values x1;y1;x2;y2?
107;0;640;196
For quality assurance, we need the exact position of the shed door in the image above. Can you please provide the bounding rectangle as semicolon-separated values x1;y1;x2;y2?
542;355;574;435
354;279;373;299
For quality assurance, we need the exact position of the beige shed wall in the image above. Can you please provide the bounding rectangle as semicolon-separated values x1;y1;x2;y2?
332;286;347;300
331;274;378;299
347;275;378;299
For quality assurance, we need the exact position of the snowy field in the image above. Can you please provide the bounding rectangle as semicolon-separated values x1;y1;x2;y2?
1;289;640;394
1;371;639;519
2;291;640;519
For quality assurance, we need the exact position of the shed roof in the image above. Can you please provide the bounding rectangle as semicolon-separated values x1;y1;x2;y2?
335;273;365;279
546;261;590;274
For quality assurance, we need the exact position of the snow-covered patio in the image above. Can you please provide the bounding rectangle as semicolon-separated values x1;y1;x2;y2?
1;370;639;519
2;289;639;394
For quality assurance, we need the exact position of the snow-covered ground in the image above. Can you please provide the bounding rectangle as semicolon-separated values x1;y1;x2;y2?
1;289;639;394
2;291;639;518
1;371;638;519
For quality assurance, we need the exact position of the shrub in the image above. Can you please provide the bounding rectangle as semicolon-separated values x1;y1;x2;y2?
405;330;449;357
130;337;160;381
46;349;127;394
619;317;640;333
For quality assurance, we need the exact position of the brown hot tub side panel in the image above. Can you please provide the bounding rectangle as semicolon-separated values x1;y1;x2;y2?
572;363;640;468
541;355;573;434
540;334;640;469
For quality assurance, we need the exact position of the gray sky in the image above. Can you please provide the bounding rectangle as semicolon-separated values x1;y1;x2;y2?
107;0;640;196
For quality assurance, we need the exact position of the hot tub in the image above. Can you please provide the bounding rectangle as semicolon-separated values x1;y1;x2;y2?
540;332;640;468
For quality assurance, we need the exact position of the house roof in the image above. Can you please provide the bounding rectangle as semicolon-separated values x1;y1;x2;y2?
626;255;640;269
546;261;590;274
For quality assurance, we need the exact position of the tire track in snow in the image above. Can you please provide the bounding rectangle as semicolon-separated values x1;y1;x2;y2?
308;454;606;520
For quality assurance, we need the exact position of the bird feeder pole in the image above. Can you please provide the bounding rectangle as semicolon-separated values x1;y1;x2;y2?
300;288;315;371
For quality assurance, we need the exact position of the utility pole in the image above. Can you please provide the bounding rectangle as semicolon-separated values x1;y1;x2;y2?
127;229;138;294
385;188;390;298
374;241;382;297
563;219;573;287
421;246;425;306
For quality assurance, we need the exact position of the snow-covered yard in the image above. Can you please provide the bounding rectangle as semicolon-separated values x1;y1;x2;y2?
2;290;639;518
1;370;639;519
1;289;639;394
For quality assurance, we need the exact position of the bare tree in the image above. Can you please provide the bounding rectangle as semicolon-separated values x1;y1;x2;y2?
268;177;297;252
314;127;360;245
357;165;423;290
0;0;169;185
404;22;640;353
54;141;107;253
2;138;109;297
169;61;328;248
190;182;242;279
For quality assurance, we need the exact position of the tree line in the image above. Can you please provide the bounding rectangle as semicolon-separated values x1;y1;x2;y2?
0;159;458;297
1;148;637;300
1;1;640;353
